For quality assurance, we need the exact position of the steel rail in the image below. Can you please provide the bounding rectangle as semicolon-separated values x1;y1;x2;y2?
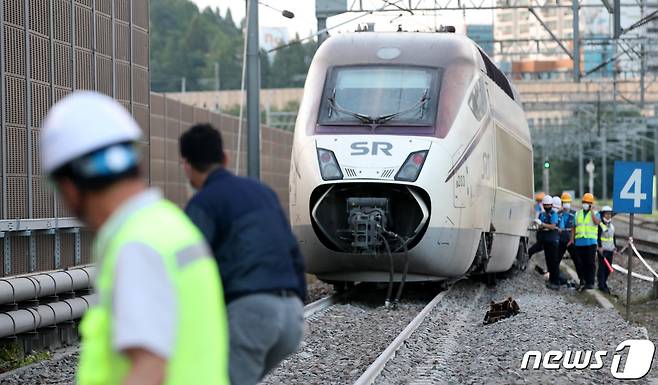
352;283;456;385
303;285;359;319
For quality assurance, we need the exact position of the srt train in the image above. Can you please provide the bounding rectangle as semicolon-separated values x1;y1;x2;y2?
289;31;534;288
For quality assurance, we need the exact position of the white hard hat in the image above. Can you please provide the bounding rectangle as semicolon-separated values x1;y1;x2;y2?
601;206;613;213
542;195;553;205
41;91;142;176
552;196;562;208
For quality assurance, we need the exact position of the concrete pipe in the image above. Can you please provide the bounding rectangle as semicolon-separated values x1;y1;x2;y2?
0;267;95;306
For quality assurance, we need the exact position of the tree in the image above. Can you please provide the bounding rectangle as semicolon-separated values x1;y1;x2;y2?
150;0;317;92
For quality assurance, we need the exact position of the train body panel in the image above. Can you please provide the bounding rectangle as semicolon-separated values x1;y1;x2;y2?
289;32;534;283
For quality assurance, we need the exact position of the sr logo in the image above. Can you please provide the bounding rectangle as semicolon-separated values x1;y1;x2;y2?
350;142;393;156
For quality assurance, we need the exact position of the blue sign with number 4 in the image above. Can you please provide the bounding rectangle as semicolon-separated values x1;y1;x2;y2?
613;161;654;214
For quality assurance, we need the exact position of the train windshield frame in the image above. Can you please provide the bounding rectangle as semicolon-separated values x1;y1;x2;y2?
316;65;442;134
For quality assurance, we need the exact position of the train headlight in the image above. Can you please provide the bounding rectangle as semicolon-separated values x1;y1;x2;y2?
395;151;428;182
317;148;343;180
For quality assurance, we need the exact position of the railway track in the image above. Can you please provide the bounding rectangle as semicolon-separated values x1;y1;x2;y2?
352;283;460;385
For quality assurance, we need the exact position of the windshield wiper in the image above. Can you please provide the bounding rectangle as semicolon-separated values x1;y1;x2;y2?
327;89;376;124
373;88;430;125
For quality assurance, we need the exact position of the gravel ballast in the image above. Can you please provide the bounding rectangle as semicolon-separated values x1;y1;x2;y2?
3;259;656;384
374;259;656;385
262;285;440;385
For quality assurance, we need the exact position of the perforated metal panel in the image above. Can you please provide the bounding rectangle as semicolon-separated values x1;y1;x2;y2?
59;232;75;267
29;34;50;82
54;86;71;103
4;24;25;76
0;0;150;270
29;0;50;36
114;60;130;100
3;0;25;26
7;177;28;219
114;21;129;61
11;236;29;275
5;76;26;126
36;234;55;271
132;0;147;29
80;230;93;264
57;195;75;217
30;129;42;175
33;177;54;217
74;4;92;49
30;82;50;127
132;103;149;136
95;54;112;95
95;0;111;15
53;42;72;87
6;126;27;175
95;13;111;56
75;48;93;89
132;27;147;67
53;0;72;42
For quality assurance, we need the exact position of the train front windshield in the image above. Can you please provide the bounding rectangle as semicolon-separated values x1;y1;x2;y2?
318;66;441;128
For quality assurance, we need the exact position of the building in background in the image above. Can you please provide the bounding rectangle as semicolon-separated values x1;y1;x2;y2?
581;5;613;77
466;24;494;56
494;1;577;79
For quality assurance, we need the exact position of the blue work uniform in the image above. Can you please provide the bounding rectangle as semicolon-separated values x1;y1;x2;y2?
538;209;560;285
185;168;306;385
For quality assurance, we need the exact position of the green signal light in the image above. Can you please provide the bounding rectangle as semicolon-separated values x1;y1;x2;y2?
543;161;550;169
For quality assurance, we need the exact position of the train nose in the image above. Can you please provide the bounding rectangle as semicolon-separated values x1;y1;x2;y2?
310;182;430;254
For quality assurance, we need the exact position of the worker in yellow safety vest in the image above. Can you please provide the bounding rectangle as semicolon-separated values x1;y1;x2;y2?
40;91;229;385
569;192;601;291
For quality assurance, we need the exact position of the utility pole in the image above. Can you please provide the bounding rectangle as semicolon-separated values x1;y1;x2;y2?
572;0;580;82
246;0;260;179
181;77;186;93
214;62;220;112
578;141;584;197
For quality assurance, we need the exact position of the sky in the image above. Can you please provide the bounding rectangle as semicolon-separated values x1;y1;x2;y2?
190;0;496;39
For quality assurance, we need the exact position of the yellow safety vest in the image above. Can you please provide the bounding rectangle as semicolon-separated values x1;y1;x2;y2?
599;222;615;251
575;210;597;240
76;199;229;385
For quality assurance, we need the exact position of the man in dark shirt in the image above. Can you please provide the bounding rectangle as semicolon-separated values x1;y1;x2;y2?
179;124;306;385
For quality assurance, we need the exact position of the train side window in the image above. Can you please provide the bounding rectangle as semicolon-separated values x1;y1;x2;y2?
477;48;514;100
495;125;533;197
468;77;487;121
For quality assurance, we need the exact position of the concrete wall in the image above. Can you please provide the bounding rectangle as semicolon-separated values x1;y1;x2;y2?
149;93;293;210
165;88;305;111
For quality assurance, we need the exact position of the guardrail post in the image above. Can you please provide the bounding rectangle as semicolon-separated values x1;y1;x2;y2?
74;231;81;265
54;230;61;269
4;234;10;276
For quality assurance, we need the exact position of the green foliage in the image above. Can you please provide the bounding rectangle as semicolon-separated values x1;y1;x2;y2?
0;343;52;373
150;0;316;92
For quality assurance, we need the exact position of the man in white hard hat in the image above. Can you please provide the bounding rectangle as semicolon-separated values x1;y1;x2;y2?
41;91;229;385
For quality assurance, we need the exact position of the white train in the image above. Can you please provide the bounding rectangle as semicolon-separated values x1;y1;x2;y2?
289;32;534;286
